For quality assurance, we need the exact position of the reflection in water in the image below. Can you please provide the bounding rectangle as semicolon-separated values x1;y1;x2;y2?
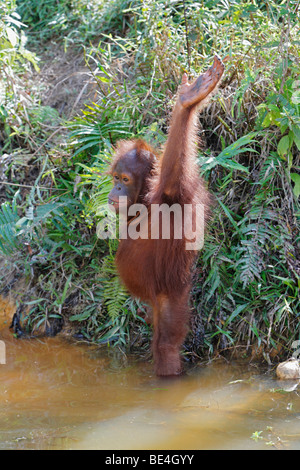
1;301;300;450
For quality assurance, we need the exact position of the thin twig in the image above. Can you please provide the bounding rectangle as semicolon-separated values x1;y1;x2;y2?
183;0;191;73
279;0;291;95
31;127;67;157
0;181;66;191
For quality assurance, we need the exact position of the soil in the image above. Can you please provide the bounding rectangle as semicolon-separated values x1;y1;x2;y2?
33;42;97;118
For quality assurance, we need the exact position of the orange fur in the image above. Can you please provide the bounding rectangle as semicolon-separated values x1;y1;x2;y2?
109;58;224;375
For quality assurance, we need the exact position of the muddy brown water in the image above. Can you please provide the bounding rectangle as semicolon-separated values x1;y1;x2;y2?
1;301;300;450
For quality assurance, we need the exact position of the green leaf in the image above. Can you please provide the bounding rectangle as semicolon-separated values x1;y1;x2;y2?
290;173;300;198
69;309;93;322
292;124;300;146
294;135;300;151
224;303;249;327
262;112;272;128
6;27;18;47
277;135;290;156
216;197;239;230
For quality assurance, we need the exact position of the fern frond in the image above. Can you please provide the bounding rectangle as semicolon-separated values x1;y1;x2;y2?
234;206;288;288
88;175;113;217
103;275;129;320
69;118;131;156
101;252;129;320
0;201;21;256
199;132;258;173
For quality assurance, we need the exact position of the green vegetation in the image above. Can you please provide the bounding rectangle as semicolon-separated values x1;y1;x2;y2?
0;0;299;363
